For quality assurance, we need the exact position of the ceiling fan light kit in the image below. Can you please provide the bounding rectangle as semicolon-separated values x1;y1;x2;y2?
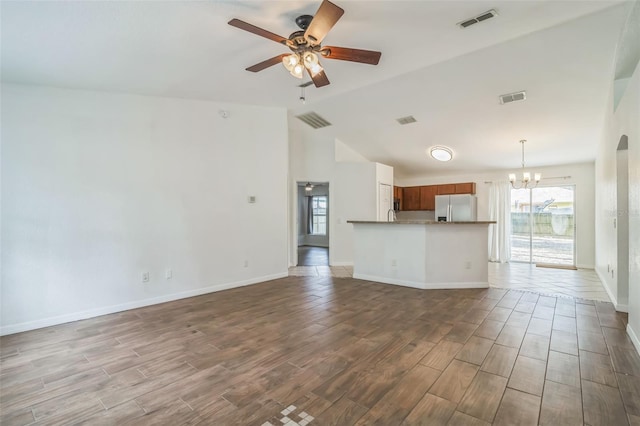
509;139;541;189
228;0;381;88
282;52;324;79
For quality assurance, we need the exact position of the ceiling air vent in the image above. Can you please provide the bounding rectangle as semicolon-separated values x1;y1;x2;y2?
499;91;527;105
296;112;332;129
458;9;498;28
396;115;417;125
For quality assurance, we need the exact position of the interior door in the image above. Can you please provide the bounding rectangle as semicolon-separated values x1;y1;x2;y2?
378;183;392;221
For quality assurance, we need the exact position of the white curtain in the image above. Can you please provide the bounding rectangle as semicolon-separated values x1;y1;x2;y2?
488;181;511;263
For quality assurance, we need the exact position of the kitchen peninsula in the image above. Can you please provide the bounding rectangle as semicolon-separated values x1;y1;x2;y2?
348;220;495;290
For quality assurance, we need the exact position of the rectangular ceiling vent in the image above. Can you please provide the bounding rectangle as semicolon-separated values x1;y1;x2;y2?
499;90;527;105
396;115;417;125
296;112;332;129
458;9;498;28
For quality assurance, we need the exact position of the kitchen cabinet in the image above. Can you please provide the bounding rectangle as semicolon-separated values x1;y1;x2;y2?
419;185;438;210
402;187;421;211
437;184;456;195
455;182;476;194
393;186;403;210
396;182;476;211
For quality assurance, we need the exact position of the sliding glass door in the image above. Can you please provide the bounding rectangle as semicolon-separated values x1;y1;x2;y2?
510;185;575;266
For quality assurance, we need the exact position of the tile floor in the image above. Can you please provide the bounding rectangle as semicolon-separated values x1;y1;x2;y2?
289;262;611;303
488;262;610;302
297;246;329;266
288;265;353;278
1;274;636;424
262;404;314;426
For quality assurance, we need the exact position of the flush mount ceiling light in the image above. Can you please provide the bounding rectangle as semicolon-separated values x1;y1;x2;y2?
429;146;453;162
305;182;314;191
509;139;541;189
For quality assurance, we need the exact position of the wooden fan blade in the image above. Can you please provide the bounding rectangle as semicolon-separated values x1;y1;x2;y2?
304;0;344;45
308;68;330;88
228;18;288;45
320;46;381;65
246;54;289;72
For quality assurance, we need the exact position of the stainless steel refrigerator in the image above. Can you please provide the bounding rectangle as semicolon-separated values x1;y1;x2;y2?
435;194;477;222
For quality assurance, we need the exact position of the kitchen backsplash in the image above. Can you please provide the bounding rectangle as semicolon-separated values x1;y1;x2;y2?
396;210;435;221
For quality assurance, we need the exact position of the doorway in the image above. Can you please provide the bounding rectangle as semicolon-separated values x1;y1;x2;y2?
378;183;393;221
297;182;329;266
510;185;576;267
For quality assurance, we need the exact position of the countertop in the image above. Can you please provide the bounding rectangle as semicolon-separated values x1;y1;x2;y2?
347;220;496;225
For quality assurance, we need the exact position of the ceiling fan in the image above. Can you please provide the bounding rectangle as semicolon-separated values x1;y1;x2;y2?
228;0;382;88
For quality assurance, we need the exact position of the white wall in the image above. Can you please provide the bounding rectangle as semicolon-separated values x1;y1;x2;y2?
595;56;639;349
335;138;369;163
1;84;289;335
332;162;378;264
288;117;386;266
616;148;629;307
396;162;596;268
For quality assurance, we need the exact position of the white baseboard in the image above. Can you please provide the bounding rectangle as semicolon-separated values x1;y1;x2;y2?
628;323;640;355
616;304;629;313
0;272;288;336
353;273;489;290
576;264;595;269
596;268;618;304
594;269;630;312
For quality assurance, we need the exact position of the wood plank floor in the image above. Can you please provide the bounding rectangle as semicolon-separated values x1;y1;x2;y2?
1;276;639;425
297;246;329;266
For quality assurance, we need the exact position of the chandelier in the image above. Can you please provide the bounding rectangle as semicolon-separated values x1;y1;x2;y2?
509;140;541;189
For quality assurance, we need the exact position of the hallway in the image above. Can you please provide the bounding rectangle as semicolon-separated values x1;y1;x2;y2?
297;246;328;266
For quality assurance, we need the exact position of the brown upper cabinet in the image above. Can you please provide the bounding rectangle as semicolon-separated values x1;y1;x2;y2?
455;182;476;194
437;184;456;195
402;187;421;211
393;186;403;210
396;182;476;211
419;185;438;211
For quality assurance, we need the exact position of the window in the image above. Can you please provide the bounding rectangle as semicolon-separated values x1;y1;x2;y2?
311;196;327;235
510;185;575;266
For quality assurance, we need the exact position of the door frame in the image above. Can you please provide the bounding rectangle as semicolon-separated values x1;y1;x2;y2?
291;179;332;267
510;184;577;266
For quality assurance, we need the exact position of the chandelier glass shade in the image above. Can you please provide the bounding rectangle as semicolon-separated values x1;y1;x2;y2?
509;140;541;189
283;52;324;79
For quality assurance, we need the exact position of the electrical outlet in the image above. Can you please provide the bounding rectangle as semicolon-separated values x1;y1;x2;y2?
166;269;172;279
142;272;149;283
391;259;397;267
244;260;249;268
465;261;472;269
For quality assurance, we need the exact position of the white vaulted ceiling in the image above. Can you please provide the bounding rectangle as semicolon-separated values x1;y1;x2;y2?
1;0;634;176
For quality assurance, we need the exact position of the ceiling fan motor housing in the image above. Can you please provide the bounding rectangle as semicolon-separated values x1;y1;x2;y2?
295;15;314;30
